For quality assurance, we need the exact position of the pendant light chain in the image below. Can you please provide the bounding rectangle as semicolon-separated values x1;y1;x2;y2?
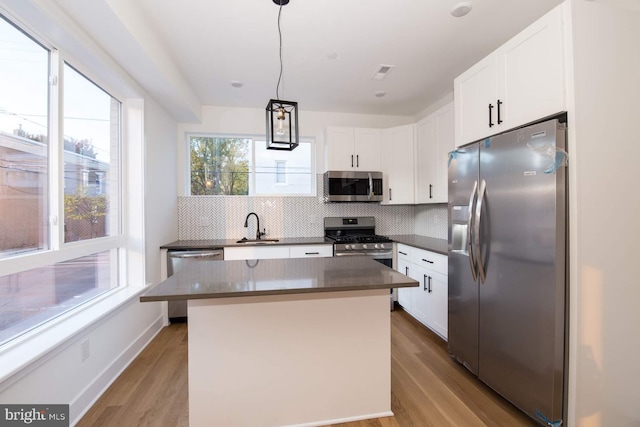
276;4;284;101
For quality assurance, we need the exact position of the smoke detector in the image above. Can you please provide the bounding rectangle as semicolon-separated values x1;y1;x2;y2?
372;64;395;80
451;2;472;18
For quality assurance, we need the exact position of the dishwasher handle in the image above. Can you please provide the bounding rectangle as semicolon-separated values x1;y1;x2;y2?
168;250;223;259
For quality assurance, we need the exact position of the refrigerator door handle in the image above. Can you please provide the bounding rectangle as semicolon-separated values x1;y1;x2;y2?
475;179;487;284
467;180;479;281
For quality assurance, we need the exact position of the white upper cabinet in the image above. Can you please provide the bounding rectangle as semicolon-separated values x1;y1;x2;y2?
454;4;565;146
381;124;415;205
454;56;498;146
324;127;381;171
415;102;455;204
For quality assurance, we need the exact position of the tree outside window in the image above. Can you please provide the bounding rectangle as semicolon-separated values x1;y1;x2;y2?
190;137;250;195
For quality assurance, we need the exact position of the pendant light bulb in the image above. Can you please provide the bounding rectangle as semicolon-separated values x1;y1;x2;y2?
275;108;287;137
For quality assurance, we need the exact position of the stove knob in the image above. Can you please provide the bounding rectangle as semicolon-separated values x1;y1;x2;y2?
362;244;368;249
345;245;351;250
374;244;380;249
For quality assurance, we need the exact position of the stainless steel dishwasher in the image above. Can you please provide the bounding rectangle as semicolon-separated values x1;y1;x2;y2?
167;249;224;322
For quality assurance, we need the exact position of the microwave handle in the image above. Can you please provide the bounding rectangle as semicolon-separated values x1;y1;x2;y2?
368;172;373;200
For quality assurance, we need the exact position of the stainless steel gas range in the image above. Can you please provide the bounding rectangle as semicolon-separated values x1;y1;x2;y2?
324;217;394;310
324;217;393;266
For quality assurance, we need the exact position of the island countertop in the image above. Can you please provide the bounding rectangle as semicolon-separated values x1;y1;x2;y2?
140;256;418;301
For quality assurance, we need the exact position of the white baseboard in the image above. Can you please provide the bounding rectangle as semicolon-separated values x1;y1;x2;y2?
286;411;395;427
69;314;165;425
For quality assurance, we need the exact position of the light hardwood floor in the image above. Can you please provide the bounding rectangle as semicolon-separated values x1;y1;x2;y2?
77;308;536;427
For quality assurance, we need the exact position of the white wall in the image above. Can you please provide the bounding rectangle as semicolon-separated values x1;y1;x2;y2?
568;1;640;426
144;100;179;285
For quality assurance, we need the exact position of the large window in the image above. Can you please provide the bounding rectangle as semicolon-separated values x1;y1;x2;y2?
0;15;123;346
189;135;313;196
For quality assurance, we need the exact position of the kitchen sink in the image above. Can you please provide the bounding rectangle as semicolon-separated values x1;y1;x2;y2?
235;238;280;244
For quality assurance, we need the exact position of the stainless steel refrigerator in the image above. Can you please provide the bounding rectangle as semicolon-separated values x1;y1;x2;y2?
448;117;567;426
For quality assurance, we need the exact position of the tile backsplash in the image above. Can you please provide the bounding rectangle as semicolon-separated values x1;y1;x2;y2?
414;204;448;240
178;175;448;240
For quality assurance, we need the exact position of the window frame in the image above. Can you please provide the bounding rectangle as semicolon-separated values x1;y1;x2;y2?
184;132;316;197
0;13;131;345
275;160;287;185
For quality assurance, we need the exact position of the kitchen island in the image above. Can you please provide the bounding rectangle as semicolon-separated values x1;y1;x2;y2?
140;256;417;427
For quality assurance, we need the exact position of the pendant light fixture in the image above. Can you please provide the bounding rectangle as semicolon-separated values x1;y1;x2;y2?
266;0;299;151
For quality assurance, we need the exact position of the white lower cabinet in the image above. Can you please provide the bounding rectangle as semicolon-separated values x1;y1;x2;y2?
396;250;412;311
395;243;448;340
224;244;332;261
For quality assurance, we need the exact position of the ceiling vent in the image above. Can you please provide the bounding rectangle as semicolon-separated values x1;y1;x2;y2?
372;64;395;80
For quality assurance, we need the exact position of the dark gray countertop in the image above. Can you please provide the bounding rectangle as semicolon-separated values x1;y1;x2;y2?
160;236;329;250
387;235;448;255
140;256;418;301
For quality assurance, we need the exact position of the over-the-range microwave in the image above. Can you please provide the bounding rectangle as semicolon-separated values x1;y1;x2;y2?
323;171;383;202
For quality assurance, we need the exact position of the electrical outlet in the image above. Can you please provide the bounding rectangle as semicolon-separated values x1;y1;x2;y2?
310;215;317;224
395;214;401;224
81;339;90;362
199;216;210;227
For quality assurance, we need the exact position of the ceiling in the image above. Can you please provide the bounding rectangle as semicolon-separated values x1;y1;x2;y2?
52;0;564;120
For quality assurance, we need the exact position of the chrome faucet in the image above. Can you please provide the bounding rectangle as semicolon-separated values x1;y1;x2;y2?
244;212;265;240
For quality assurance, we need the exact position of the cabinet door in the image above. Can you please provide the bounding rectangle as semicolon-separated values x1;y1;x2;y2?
354;128;381;171
396;257;412;311
427;270;448;340
497;5;565;131
325;127;355;171
454;55;498;147
433;103;455;203
410;264;430;326
382;124;415;205
415;103;455;204
415;115;436;204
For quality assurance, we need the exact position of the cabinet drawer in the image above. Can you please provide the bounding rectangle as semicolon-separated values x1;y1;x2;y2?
411;249;447;275
396;244;412;261
224;246;290;260
289;245;333;258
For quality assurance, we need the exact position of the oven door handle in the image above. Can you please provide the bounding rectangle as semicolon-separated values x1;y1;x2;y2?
334;252;393;257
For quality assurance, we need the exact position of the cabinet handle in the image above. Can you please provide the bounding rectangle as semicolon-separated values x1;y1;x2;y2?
421;258;434;264
356;154;359;168
351;155;354;168
497;99;503;124
399;251;407;256
405;266;409;276
428;276;432;293
488;103;494;127
423;274;428;291
389;188;392;201
305;252;320;255
429;184;433;199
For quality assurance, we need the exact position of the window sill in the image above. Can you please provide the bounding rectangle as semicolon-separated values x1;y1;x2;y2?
0;286;149;388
